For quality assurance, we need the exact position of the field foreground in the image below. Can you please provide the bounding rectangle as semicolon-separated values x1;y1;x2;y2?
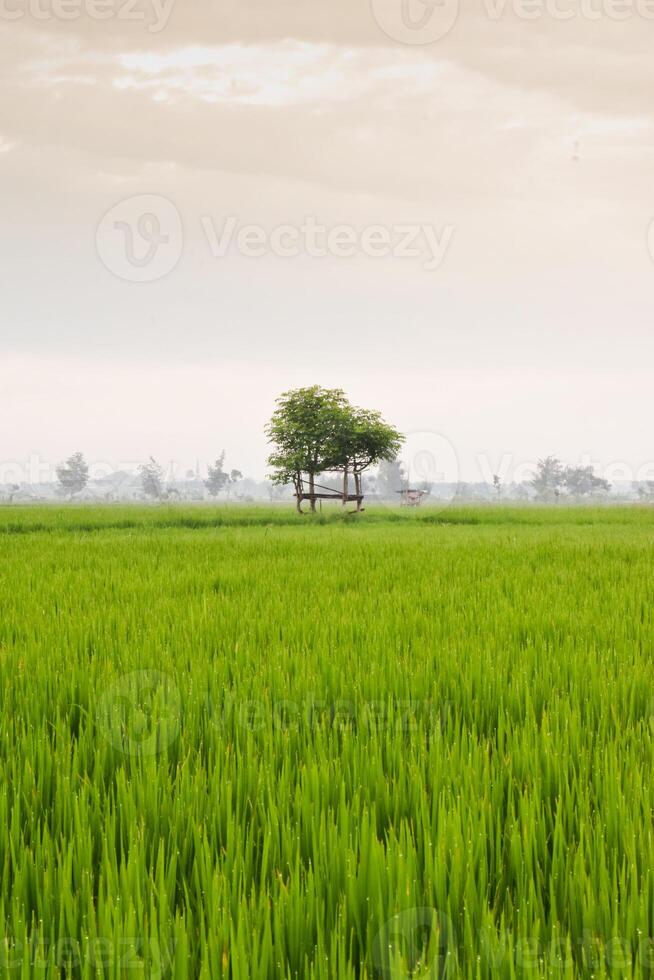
1;505;654;978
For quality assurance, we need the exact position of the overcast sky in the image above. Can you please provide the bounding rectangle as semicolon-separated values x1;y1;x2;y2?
1;0;653;482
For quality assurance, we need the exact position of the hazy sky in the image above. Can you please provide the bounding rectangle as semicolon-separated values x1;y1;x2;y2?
1;0;653;482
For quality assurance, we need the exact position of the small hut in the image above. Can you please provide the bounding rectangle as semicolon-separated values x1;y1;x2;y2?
396;488;428;507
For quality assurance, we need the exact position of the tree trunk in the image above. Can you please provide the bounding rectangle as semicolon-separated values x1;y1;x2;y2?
342;466;349;505
309;472;316;512
294;473;303;513
355;472;362;511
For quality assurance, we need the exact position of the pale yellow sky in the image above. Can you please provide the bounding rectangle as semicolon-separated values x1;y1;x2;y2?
1;1;653;480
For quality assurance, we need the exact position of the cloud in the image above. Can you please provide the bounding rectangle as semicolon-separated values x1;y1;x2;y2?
2;0;654;473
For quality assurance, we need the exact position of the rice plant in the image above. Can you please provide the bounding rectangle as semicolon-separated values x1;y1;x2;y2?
0;505;652;977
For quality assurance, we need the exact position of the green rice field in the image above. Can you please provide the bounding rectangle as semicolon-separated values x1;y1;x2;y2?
1;504;654;978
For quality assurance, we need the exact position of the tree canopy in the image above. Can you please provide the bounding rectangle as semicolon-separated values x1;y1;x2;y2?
530;456;611;501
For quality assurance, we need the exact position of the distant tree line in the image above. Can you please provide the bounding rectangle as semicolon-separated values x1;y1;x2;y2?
27;407;654;507
50;451;246;502
369;455;614;502
138;454;243;501
636;481;654;501
40;449;641;505
527;456;611;501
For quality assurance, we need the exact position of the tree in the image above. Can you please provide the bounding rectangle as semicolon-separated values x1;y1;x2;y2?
375;458;406;499
636;481;654;502
334;407;403;510
225;469;243;500
529;456;564;502
513;482;530;502
139;457;164;500
492;474;502;500
563;464;610;498
266;386;352;512
205;453;229;498
56;452;89;499
266;387;403;512
266;480;286;503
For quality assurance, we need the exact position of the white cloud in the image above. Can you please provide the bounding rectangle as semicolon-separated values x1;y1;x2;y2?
2;8;654;470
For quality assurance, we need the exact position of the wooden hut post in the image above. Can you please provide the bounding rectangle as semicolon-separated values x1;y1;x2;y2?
355;471;363;511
